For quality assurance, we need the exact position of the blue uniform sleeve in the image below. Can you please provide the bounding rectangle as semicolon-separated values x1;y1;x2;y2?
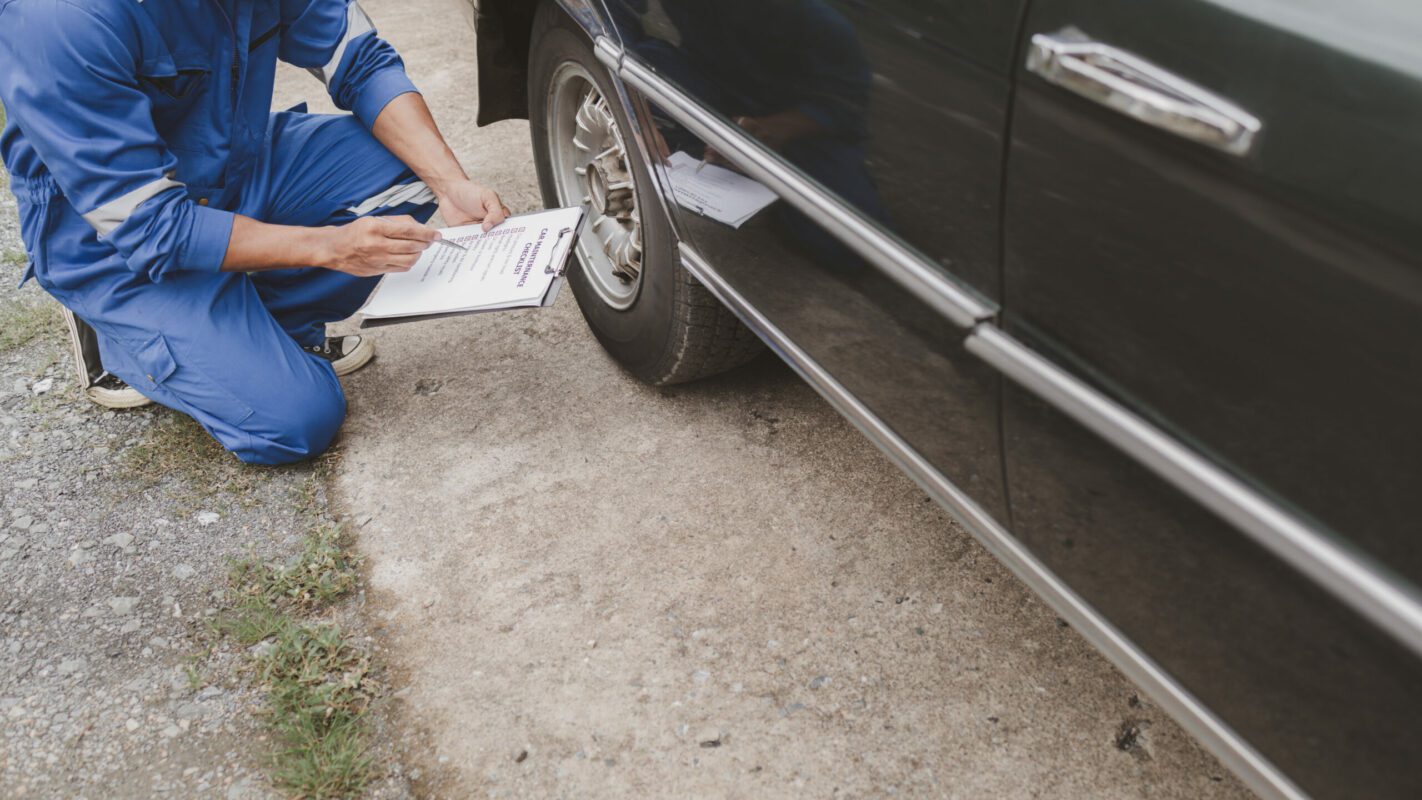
278;0;420;128
0;0;233;282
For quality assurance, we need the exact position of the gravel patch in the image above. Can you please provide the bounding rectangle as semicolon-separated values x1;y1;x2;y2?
0;152;416;797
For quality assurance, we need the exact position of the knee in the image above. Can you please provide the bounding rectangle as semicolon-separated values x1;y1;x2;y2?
234;375;346;466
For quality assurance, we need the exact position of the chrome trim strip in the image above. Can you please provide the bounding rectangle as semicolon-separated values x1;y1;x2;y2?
81;176;183;236
606;40;993;329
966;325;1422;659
593;33;622;70
312;0;376;85
679;244;1305;800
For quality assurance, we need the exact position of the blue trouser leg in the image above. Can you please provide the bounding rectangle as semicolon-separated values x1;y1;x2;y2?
32;112;436;465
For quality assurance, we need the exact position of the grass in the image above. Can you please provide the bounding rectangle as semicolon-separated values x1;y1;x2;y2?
0;297;60;352
228;524;360;611
213;520;377;799
121;411;273;504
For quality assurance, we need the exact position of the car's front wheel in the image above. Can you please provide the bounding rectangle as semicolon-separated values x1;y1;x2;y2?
527;3;762;385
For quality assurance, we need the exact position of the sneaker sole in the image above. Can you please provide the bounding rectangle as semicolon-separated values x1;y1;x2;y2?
85;385;154;409
331;336;376;377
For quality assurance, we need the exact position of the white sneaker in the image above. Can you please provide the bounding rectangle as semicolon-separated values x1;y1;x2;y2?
61;308;154;409
304;335;376;376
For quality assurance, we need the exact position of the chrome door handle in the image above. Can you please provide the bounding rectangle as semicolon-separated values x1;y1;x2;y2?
1026;30;1261;156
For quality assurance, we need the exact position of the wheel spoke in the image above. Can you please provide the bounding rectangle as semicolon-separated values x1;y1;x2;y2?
551;69;644;299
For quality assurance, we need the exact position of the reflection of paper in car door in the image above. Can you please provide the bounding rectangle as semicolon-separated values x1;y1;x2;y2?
665;151;777;228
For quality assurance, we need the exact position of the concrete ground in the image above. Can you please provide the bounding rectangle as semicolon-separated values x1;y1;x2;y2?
317;1;1255;798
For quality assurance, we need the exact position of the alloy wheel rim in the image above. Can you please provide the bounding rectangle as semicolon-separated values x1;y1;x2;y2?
548;63;643;309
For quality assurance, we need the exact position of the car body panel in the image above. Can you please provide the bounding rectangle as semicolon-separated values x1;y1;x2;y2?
1002;0;1422;796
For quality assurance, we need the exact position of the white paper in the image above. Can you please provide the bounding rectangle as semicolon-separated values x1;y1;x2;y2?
665;151;777;228
361;206;583;320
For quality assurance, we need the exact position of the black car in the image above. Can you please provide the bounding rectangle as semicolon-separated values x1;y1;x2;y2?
470;2;1422;797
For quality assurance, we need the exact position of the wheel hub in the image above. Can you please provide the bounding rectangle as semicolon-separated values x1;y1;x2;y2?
572;91;642;285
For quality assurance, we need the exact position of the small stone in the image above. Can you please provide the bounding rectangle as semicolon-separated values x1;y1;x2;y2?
172;564;196;580
125;718;140;732
195;512;219;526
161;723;182;738
514;749;528;763
120;619;142;634
57;658;86;676
67;549;93;568
104;532;135;549
13;478;36;490
31;378;53;395
108;596;140;615
808;675;830;690
691;669;711;684
10;515;33;531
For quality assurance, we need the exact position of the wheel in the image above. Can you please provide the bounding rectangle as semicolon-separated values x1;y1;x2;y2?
527;3;763;385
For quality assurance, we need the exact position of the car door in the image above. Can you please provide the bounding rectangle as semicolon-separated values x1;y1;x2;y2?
598;0;1027;526
995;0;1422;797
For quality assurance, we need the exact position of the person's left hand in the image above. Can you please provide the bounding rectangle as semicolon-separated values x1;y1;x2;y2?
436;179;510;231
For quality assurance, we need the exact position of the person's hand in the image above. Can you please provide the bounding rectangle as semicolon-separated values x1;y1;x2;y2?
322;215;438;277
436;179;511;231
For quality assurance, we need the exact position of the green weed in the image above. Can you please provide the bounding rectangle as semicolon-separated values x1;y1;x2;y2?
217;522;376;798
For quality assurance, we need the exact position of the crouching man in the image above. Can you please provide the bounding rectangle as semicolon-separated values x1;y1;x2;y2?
0;0;507;464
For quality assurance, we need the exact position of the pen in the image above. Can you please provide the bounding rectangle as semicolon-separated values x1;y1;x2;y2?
432;237;468;252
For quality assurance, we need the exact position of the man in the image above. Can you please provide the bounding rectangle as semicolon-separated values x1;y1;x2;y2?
0;0;507;464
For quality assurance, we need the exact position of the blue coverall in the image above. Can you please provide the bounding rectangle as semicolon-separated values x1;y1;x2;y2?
0;0;437;464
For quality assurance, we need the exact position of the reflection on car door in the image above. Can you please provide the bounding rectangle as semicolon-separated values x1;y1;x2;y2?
1001;0;1422;796
601;0;1027;523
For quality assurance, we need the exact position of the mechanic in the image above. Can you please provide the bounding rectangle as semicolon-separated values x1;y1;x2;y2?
0;0;507;464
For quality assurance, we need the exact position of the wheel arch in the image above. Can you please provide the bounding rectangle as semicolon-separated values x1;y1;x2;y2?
473;0;614;126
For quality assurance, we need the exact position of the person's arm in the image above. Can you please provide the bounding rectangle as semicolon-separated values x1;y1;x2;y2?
220;214;436;275
279;1;508;230
370;93;509;231
0;3;234;282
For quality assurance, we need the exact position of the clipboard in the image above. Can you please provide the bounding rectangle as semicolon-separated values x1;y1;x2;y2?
359;206;587;328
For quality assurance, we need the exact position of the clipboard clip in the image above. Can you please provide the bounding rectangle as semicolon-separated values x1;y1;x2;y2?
545;226;578;275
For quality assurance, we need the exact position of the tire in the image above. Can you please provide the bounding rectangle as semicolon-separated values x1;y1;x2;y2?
527;3;762;385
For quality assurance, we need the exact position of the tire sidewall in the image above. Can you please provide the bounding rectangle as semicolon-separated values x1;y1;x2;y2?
527;8;679;378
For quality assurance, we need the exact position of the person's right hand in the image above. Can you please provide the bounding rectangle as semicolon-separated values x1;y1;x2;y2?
323;215;439;277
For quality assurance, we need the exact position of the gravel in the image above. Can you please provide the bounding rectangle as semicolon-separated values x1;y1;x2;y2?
0;151;412;797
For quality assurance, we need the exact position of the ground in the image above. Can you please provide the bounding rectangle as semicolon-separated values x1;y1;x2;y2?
0;0;1254;797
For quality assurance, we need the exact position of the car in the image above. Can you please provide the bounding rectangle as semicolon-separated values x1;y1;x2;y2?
469;2;1422;797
